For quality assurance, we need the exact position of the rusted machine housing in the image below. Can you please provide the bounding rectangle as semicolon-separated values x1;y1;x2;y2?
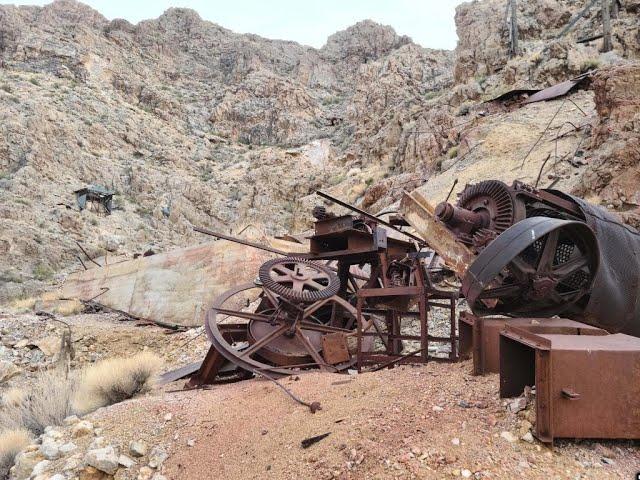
298;212;458;370
458;312;607;375
435;180;584;253
438;179;640;337
500;324;640;443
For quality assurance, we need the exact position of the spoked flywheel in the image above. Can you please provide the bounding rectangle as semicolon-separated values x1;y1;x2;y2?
205;281;371;377
462;217;599;317
259;257;340;302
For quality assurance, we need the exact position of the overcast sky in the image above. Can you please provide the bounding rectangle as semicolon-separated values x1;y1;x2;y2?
15;0;466;50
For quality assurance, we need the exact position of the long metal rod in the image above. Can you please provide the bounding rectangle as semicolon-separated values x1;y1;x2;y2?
75;240;102;267
316;191;425;244
194;227;288;256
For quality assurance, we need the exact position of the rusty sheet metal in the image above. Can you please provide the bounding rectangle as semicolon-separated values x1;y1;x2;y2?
399;191;476;279
459;312;607;375
485;88;540;104
500;326;640;443
522;76;588;104
61;238;306;327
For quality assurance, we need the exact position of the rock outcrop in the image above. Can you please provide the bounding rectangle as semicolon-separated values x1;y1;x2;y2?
0;0;638;301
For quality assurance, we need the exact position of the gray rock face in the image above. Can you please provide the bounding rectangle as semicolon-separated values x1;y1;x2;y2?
84;445;120;475
0;0;637;302
0;1;454;302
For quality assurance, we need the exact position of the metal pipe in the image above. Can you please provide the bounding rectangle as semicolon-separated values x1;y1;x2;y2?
194;227;288;256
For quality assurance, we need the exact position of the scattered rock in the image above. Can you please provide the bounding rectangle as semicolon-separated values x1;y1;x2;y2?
461;469;472;478
507;397;527;413
451;438;460;446
137;466;154;480
520;432;535;444
129;440;148;457
148;446;168;469
118;454;136;468
500;431;517;443
31;459;51;477
84;446;120;475
59;442;78;455
11;450;46;479
601;457;615;465
72;420;94;437
39;439;61;460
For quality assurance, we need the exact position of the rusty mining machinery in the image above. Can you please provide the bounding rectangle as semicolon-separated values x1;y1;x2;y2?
185;191;460;386
184;178;640;385
174;178;640;442
428;179;640;337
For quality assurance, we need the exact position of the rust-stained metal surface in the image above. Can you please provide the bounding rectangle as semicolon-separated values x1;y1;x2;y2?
198;196;460;382
61;238;306;327
400;191;476;279
459;312;607;375
433;179;640;337
522;79;581;104
462;216;599;317
522;73;591;104
500;325;640;443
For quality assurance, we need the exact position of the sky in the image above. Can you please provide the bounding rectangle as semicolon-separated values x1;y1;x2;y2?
15;0;466;50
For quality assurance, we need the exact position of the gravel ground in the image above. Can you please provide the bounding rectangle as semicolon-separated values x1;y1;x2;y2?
85;362;639;480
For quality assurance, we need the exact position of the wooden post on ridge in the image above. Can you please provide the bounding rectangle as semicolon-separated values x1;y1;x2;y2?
509;0;519;57
601;0;612;52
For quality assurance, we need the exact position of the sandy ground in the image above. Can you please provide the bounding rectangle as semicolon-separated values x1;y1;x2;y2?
1;310;638;479
85;362;640;480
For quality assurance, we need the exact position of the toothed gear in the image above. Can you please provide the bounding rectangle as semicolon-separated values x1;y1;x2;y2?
259;257;340;302
457;180;516;235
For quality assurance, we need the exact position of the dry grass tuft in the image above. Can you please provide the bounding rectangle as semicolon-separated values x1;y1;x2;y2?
0;429;31;479
0;369;77;436
8;297;36;313
52;299;84;316
74;352;162;415
1;389;25;409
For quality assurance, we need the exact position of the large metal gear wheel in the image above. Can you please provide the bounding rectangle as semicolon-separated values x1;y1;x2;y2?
462;217;599;317
259;257;340;302
457;180;518;235
205;283;369;377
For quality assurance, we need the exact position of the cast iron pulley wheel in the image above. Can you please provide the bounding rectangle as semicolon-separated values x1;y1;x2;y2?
462;217;599;317
259;257;340;302
205;283;366;377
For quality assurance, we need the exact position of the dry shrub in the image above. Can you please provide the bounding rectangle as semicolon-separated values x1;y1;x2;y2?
52;299;84;316
8;297;36;312
1;389;25;408
74;352;162;415
0;429;31;479
0;369;77;436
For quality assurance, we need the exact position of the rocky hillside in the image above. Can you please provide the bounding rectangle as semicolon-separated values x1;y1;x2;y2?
0;1;455;301
0;0;639;301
